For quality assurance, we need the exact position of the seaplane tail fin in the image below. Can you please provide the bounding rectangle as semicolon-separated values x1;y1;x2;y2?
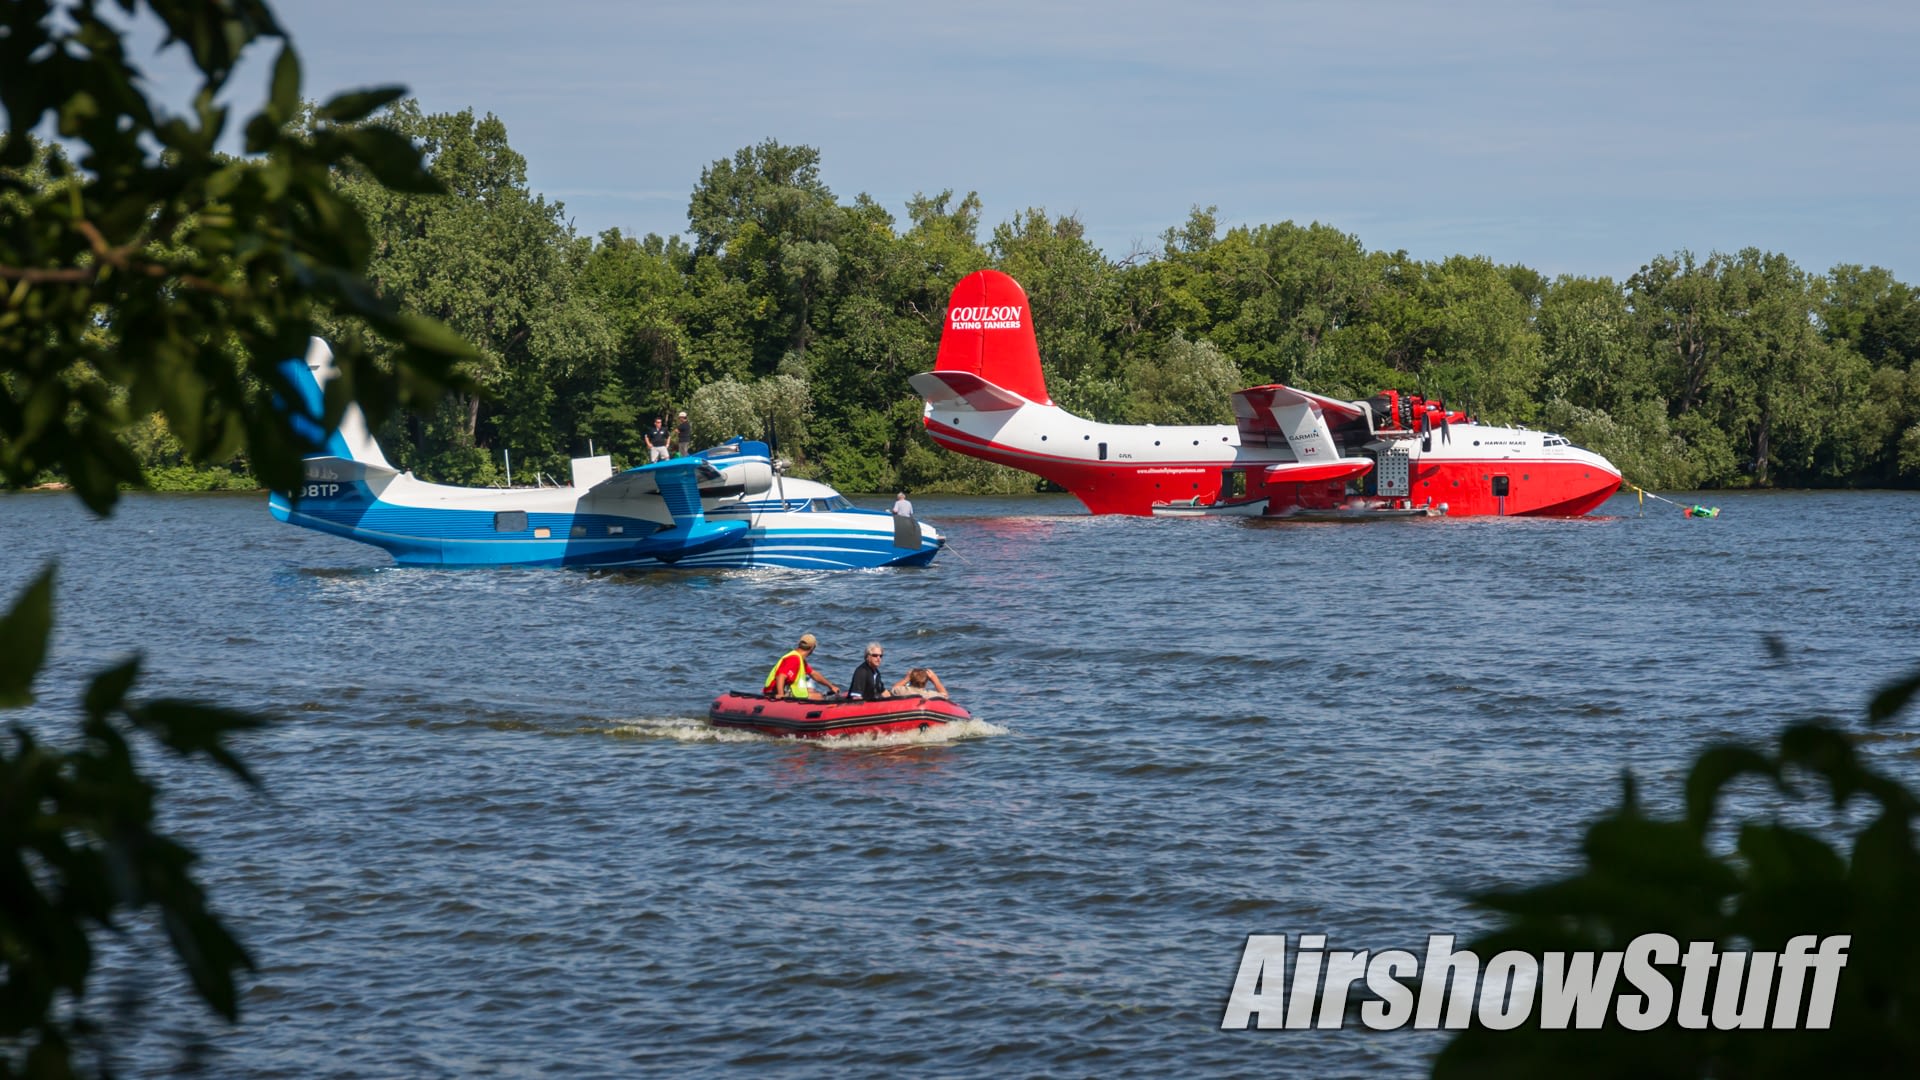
931;269;1053;407
275;338;395;471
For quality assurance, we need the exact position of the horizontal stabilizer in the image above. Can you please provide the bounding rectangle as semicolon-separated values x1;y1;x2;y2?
268;455;399;521
1233;383;1369;446
909;370;1032;412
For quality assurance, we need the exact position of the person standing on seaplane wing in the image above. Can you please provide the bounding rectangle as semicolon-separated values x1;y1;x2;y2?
848;642;893;700
646;417;672;463
766;633;841;699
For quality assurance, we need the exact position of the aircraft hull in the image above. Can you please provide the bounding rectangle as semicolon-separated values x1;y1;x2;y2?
271;492;941;570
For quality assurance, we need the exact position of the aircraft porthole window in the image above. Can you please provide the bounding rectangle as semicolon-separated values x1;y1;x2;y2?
1191;440;1198;446
1083;434;1090;440
1041;435;1048;441
1154;440;1160;446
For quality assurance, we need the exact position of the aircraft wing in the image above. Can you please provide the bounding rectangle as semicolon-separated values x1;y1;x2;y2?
1261;460;1374;484
910;370;1032;412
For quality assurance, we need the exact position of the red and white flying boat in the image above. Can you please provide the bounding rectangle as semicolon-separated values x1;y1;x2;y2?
909;270;1622;518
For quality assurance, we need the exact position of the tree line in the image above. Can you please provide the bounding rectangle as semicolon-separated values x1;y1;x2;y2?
20;105;1920;495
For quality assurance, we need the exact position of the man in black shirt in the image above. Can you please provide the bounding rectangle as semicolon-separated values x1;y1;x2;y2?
848;642;892;700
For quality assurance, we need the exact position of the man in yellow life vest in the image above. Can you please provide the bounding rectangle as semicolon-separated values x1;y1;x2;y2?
764;632;841;699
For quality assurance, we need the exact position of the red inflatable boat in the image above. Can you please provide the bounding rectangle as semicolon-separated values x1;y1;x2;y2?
707;692;971;738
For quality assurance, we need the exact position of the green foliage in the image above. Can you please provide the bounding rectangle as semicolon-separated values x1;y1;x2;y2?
0;3;472;514
815;405;898;493
12;71;1920;498
688;373;812;453
1538;398;1700;491
1122;332;1242;425
990;209;1117;388
319;100;600;479
1435;664;1920;1078
1;2;471;1074
141;463;257;491
3;573;268;1074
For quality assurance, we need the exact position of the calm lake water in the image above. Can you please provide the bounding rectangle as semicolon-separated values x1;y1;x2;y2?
4;488;1919;1076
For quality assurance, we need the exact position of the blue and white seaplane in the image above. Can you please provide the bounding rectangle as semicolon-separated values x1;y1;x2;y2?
268;340;943;569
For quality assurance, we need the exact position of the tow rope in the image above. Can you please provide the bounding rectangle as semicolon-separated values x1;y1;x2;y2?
1627;483;1719;518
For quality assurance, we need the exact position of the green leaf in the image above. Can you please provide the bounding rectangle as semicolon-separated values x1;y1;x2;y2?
162;904;256;1021
129;699;269;786
0;565;57;707
83;657;142;721
1867;667;1920;727
318;86;406;123
268;44;301;123
338;126;444;195
1683;744;1776;833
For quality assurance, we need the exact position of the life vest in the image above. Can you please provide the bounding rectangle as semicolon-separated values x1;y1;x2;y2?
764;650;814;698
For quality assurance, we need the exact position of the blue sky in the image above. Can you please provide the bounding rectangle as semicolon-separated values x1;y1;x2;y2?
138;0;1920;282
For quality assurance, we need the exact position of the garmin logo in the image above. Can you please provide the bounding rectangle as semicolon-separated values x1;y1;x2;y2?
949;304;1024;330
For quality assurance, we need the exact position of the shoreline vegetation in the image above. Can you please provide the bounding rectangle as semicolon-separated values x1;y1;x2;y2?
8;116;1919;500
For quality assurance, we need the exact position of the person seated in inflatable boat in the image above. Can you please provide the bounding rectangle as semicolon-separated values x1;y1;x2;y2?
765;633;841;699
848;642;893;700
891;667;949;700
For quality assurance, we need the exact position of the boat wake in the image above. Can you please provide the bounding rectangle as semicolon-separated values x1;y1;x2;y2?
602;715;1007;747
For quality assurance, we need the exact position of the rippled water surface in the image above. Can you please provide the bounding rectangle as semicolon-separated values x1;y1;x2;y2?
5;488;1919;1076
